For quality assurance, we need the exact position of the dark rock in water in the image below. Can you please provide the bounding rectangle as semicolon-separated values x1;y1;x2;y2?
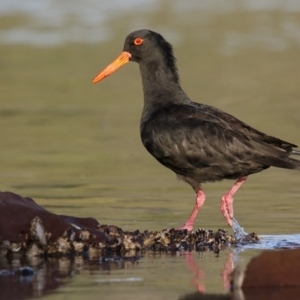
0;191;107;242
242;288;300;300
242;248;300;287
228;249;300;300
0;191;259;258
0;191;108;256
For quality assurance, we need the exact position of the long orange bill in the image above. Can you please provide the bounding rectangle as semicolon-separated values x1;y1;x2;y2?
92;51;131;83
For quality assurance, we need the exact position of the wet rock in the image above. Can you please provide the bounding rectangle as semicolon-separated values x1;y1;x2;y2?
228;249;300;300
0;191;259;258
0;191;108;256
242;248;300;287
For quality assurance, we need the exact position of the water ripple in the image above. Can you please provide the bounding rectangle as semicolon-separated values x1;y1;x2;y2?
243;234;300;250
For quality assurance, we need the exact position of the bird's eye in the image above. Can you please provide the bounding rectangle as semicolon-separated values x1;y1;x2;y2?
134;38;144;46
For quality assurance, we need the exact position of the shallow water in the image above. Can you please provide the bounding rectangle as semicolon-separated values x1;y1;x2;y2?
1;1;300;299
1;236;300;300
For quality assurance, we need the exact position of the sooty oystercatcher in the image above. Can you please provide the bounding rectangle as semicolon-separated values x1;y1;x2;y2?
92;29;300;232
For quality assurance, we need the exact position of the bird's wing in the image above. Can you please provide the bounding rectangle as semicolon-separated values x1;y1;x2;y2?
203;104;299;152
144;117;300;172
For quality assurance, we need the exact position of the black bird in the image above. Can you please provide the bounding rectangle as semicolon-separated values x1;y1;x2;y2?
92;29;300;231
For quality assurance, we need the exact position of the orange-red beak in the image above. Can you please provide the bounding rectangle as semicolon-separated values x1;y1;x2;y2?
92;51;131;83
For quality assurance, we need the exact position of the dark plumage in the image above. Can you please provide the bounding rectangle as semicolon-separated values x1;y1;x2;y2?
93;29;300;231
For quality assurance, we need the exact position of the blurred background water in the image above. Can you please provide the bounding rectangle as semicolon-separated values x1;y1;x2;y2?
1;0;300;47
1;0;300;299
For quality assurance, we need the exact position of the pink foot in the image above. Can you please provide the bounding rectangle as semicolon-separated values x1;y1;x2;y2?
176;223;194;232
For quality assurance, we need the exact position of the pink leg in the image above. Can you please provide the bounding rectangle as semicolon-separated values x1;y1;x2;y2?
178;188;206;231
220;176;247;227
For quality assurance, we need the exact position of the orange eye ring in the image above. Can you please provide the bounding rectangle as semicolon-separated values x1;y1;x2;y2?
134;38;144;46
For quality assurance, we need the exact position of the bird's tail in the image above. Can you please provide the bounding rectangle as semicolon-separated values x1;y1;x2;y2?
252;139;300;170
258;155;300;170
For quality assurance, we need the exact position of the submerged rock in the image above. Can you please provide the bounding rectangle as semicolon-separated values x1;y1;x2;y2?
242;248;300;288
228;248;300;300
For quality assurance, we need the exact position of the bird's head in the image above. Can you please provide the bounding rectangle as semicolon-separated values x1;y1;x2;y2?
92;29;177;83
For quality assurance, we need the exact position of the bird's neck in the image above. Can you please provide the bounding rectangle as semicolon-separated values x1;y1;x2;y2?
139;60;188;119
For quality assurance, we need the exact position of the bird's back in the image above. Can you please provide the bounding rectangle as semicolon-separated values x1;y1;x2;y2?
202;103;298;153
140;102;300;183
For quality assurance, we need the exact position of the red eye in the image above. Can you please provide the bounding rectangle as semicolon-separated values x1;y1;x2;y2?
134;38;144;46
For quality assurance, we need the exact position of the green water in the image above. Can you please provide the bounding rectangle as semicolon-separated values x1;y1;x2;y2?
1;2;300;298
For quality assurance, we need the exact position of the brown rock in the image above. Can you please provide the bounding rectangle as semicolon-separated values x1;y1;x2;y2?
243;248;300;288
243;287;300;300
0;191;108;245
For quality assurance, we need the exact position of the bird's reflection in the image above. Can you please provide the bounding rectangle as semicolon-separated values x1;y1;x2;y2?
184;251;206;293
183;250;234;294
